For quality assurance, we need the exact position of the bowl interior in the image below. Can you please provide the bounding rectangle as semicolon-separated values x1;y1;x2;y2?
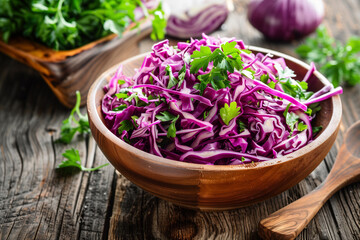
88;46;341;170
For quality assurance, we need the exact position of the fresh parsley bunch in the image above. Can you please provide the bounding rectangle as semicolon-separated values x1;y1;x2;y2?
0;0;166;50
296;26;360;87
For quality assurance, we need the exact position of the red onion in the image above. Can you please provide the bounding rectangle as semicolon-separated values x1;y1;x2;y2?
164;0;233;39
247;0;325;41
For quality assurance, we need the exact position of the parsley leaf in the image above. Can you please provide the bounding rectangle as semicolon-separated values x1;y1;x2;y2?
57;148;109;172
220;102;241;125
131;115;139;127
260;74;269;83
275;64;313;100
268;81;276;89
237;120;246;132
203;111;209;120
260;74;276;88
124;92;137;102
167;115;179;138
305;108;312;116
177;65;186;88
118;120;134;135
222;41;238;56
296;26;360;87
305;103;321;116
112;104;127;111
156;111;177;122
190;46;213;73
221;42;243;72
193;81;208;95
283;104;299;135
115;93;128;99
166;65;178;89
58;91;90;144
297;122;308;131
313;126;323;134
118;80;126;85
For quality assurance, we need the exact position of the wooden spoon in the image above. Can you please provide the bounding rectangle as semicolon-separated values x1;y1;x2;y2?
258;121;360;240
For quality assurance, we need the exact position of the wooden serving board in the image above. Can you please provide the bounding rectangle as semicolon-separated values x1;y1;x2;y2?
0;19;152;108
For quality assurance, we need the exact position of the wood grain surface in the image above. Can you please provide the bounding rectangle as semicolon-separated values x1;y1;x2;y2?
1;0;360;239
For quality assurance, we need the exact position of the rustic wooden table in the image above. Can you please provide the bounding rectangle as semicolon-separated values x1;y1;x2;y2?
1;0;360;239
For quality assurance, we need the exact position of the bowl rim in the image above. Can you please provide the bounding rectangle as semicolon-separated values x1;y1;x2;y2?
87;45;342;171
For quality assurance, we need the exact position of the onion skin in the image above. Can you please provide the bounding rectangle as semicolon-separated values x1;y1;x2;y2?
247;0;325;41
166;4;229;39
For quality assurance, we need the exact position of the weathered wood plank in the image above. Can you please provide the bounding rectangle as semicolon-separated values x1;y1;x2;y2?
1;0;360;239
0;56;115;240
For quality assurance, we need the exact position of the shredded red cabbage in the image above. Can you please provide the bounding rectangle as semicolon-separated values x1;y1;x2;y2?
101;34;342;165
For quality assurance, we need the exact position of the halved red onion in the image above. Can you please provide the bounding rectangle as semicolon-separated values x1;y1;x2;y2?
247;0;325;41
165;0;233;39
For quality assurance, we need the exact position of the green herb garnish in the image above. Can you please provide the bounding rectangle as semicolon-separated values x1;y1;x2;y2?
297;122;308;131
112;104;127;111
220;102;241;125
115;93;129;99
58;91;90;144
260;74;269;83
57;148;109;172
177;65;186;88
155;111;179;138
275;64;313;101
296;26;360;87
313;126;323;134
156;111;177;122
167;115;179;138
203;111;209;120
283;103;300;135
191;41;245;94
118;120;134;134
166;65;178;89
237;120;246;132
305;103;321;116
118;80;126;85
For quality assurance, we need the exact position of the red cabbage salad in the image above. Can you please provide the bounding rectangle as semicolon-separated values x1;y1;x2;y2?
101;34;342;165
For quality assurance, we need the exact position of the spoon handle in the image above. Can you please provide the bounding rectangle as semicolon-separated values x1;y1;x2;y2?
258;147;360;240
258;182;331;240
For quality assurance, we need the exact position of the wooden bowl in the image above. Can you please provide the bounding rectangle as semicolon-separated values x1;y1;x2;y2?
0;20;151;108
87;47;342;210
